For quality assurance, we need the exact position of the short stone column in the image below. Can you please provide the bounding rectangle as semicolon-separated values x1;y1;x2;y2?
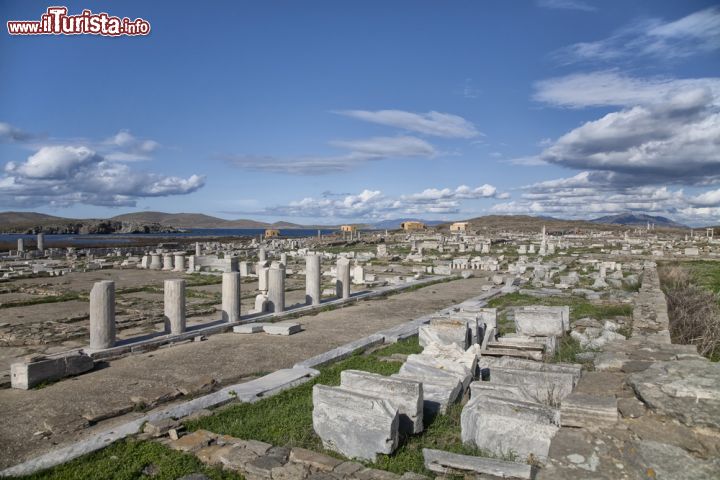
268;262;286;313
221;272;241;323
280;253;287;266
17;238;24;252
305;254;321;306
89;280;116;350
37;233;45;252
149;253;162;270
173;253;185;272
195;242;202;256
239;261;249;276
258;262;270;293
336;258;351;299
258;248;267;262
164;279;186;334
162;253;174;271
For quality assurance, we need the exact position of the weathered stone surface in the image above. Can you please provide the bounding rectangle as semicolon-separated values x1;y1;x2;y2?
169;430;216;452
487;367;576;405
480;357;582;385
333;461;364;476
560;393;618;427
264;322;302;336
418;319;470;350
634;440;720;480
340;370;424;434
234;323;268;334
513;305;569;337
628;359;720;429
143;417;178;437
312;384;399;461
617;397;646;419
10;353;94;389
404;353;473;389
392;372;462;415
196;444;235;466
245;454;285;479
461;396;559;462
469;381;536;403
272;462;309;480
288;447;342;472
423;448;532;479
217;445;259;471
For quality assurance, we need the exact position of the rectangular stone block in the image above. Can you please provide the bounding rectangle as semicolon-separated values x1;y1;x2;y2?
423;448;531;479
485;367;576;405
263;322;301;335
341;370;424;434
419;319;470;350
560;393;618;427
461;396;559;463
514;305;569;337
233;323;268;334
11;353;94;389
312;384;399;462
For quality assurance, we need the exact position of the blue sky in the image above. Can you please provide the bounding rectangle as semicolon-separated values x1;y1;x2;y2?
1;0;719;225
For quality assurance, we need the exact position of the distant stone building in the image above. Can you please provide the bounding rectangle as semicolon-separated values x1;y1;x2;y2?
264;229;280;238
401;221;425;231
450;222;468;233
340;225;357;233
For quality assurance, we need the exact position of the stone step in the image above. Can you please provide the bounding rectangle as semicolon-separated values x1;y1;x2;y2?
560;392;618;427
480;348;544;361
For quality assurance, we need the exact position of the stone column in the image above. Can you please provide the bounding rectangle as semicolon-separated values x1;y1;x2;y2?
89;280;116;350
336;258;351;299
239;261;249;277
164;279;186;334
305;254;321;306
173;253;185;272
268;263;286;313
17;238;24;252
221;272;241;323
258;248;267;262
149;253;162;270
258;262;269;293
162;253;174;271
280;253;287;266
37;233;45;252
195;242;202;256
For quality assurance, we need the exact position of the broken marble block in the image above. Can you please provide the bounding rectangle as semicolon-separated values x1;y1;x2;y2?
263;322;301;335
394;361;463;414
11;352;94;389
486;366;576;405
404;353;473;389
469;380;538;404
312;384;399;461
479;356;582;386
513;305;569;337
560;392;618;427
431;313;480;344
423;448;532;479
340;370;424;434
419;318;471;350
461;395;560;463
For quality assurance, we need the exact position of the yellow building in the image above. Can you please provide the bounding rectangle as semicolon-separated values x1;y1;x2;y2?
450;222;469;233
401;221;425;231
264;229;280;238
340;225;357;233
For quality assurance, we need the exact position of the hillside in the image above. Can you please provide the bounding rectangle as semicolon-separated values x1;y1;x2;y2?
110;212;270;229
369;218;447;230
439;215;625;234
590;213;686;228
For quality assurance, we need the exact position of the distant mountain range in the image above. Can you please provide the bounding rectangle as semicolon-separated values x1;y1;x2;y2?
589;213;687;228
0;210;693;234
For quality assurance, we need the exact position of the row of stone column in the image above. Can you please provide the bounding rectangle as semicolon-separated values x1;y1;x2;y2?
16;233;44;253
89;272;243;350
88;254;352;350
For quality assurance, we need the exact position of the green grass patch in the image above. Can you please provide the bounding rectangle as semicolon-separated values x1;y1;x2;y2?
17;438;240;480
0;292;82;309
187;337;502;474
487;293;631;320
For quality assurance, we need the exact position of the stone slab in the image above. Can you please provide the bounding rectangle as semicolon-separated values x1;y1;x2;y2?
423;448;532;479
263;322;302;336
